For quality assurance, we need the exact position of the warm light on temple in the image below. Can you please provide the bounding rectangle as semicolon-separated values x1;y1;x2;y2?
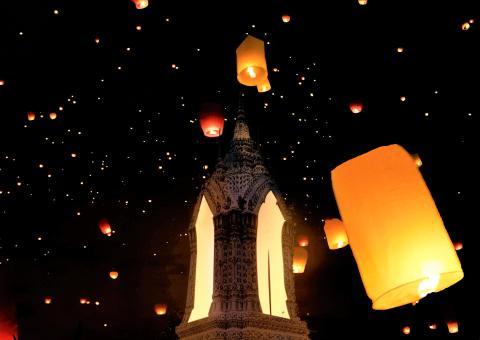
324;218;349;250
332;144;464;310
236;35;268;86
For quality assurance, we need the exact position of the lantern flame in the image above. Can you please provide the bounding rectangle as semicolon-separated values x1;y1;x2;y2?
247;66;257;79
418;273;440;298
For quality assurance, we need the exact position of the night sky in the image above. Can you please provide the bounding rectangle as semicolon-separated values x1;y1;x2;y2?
0;0;478;339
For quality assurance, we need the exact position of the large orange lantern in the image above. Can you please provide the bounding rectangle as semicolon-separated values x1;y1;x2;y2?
297;234;309;247
331;144;464;310
98;218;112;236
447;321;459;334
257;78;271;93
349;102;363;114
292;246;308;274
199;103;224;138
236;35;268;86
154;303;167;315
324;218;349;250
131;0;148;9
27;111;36;121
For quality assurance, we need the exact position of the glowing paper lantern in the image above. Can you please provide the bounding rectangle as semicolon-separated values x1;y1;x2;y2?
324;218;349;250
292;246;308;274
447;321;459;334
454;241;463;251
80;298;88;305
297;235;309;247
358;0;368;5
349;102;363;114
257;78;271;93
27;111;36;121
0;80;4;86
236;35;268;86
109;271;119;280
402;326;411;335
412;153;422;167
331;144;464;310
154;303;167;315
131;0;148;9
49;112;57;120
461;22;470;31
428;323;437;330
98;218;112;236
281;14;291;23
199;103;224;138
44;297;52;304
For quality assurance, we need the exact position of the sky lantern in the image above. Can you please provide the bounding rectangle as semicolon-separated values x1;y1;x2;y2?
331;144;464;310
412;153;422;167
281;14;291;23
79;298;88;305
49;112;57;120
199;103;224;138
154;303;167;315
349;102;363;114
27;111;36;121
236;35;268;86
131;0;148;10
98;218;112;236
358;0;368;5
297;234;309;247
324;218;349;250
461;22;470;31
402;326;411;335
292;246;308;273
44;296;53;304
454;241;463;251
0;80;4;86
447;321;459;334
109;271;119;280
257;78;271;93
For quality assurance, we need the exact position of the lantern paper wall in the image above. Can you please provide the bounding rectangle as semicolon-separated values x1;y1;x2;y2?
132;0;148;9
199;103;224;138
98;218;112;236
447;321;459;334
257;78;271;93
154;303;167;315
236;35;268;86
331;144;464;310
292;246;308;274
324;218;349;250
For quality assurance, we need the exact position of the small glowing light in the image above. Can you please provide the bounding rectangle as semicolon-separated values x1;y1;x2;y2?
0;80;5;86
397;47;404;53
80;298;88;305
103;323;108;327
281;14;291;23
246;66;257;78
53;9;59;15
49;112;57;120
95;37;100;44
400;96;406;102
95;301;100;306
44;297;53;304
402;326;411;335
469;19;474;24
454;241;463;251
109;271;119;280
136;25;142;31
71;153;77;158
428;323;437;330
447;321;459;334
418;273;440;298
38;163;44;168
461;22;470;31
358;0;368;5
16;181;22;187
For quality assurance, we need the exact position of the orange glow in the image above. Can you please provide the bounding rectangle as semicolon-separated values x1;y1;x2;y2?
447;321;459;334
293;246;308;274
132;0;149;9
98;218;112;236
428;323;437;330
27;111;36;121
402;326;411;335
349;102;363;114
257;192;290;318
454;241;463;251
154;303;167;315
199;103;224;138
331;144;464;310
400;96;407;102
109;271;119;280
44;296;53;304
236;35;268;86
257;78;271;93
324;218;349;250
0;80;4;86
188;196;214;322
397;47;405;53
49;112;57;120
461;22;470;31
358;0;368;5
412;153;422;167
297;234;309;247
80;298;88;304
281;14;291;23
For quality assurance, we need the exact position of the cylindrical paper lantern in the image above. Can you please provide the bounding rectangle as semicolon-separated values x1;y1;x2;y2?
27;111;36;121
49;112;57;120
331;144;464;310
98;218;112;236
257;78;271;93
292;246;308;274
236;35;268;86
154;303;167;315
281;15;291;23
447;321;459;334
199;103;224;138
324;218;349;250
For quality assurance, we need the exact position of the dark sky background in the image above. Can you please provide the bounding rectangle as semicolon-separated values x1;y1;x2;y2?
0;0;478;339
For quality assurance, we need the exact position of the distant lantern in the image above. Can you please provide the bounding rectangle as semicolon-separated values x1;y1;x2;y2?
199;103;224;138
49;112;57;120
109;271;119;280
98;218;112;236
349;102;363;114
324;218;349;250
44;297;53;304
236;35;268;86
154;303;167;315
358;0;368;5
27;111;36;121
400;96;407;102
281;14;291;23
428;323;437;330
447;321;459;334
397;47;404;53
80;298;88;305
412;153;422;167
454;241;463;251
331;144;464;310
257;78;271;93
402;326;411;335
132;0;149;9
292;246;308;273
297;234;309;247
0;80;5;86
461;22;470;31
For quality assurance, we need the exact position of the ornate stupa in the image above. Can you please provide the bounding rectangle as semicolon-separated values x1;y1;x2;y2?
176;103;309;339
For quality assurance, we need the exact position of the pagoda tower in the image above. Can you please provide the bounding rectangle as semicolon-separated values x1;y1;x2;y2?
176;104;309;339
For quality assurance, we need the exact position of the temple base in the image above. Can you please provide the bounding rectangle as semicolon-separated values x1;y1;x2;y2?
176;313;309;340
